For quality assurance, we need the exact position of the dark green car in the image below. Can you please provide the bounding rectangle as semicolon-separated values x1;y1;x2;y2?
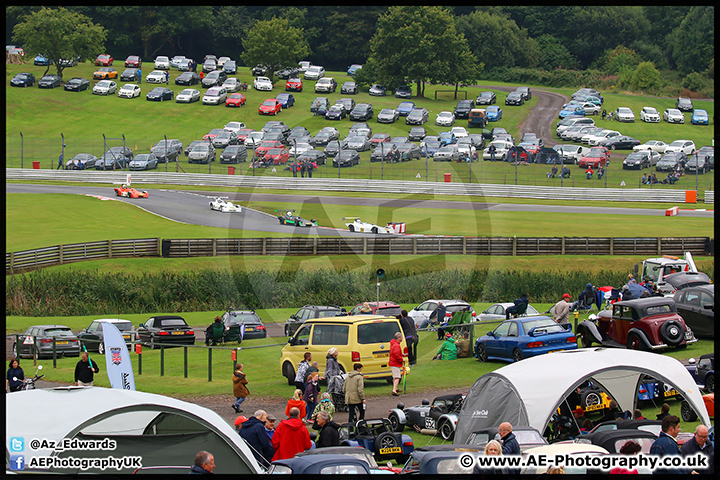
276;209;318;227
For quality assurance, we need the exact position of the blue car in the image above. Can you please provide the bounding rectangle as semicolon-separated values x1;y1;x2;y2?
685;353;714;392
691;109;709;125
558;104;585;119
474;316;577;363
34;55;53;66
485;105;503;122
347;64;362;76
275;93;295;108
438;131;456;146
397;101;416;116
637;376;681;401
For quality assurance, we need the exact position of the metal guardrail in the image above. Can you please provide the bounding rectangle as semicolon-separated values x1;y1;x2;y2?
7;169;711;203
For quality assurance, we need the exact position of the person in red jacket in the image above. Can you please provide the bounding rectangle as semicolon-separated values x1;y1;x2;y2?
271;407;311;461
388;332;405;396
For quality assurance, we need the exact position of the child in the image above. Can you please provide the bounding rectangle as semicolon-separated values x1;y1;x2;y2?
312;392;336;423
303;371;320;421
285;389;307;421
232;363;249;413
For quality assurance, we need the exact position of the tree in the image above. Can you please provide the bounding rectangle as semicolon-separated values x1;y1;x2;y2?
536;34;579;70
631;62;661;93
12;7;106;79
366;6;478;98
669;6;714;74
600;46;642;75
241;17;309;83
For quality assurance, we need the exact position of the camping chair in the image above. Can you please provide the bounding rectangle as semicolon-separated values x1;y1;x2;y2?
225;324;242;344
211;322;225;345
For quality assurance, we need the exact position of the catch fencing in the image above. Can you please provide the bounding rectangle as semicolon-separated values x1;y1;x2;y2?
7;236;711;274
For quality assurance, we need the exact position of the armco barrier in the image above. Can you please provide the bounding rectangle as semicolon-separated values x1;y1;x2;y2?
6;169;711;203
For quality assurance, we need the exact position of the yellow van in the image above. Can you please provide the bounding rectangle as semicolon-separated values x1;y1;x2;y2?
280;315;407;384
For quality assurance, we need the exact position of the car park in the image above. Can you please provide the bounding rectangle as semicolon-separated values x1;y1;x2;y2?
92;80;117;95
65;153;98;170
395;84;412;98
676;97;693;112
95;54;113;66
664;139;696;155
284;305;343;336
376;108;398;124
315;77;337;93
253;76;273;91
340;81;358;94
475;91;496;105
304;65;325;80
175;88;200;103
10;72;35;87
77;319;135;354
188;143;216;164
673;285;714;339
435;111;455;126
633;140;668;153
475;316;577;363
691;109;709;125
505;91;525;105
332;149;360;167
408;127;427;142
219;145;247;164
368;84;386;96
613;107;635;122
622;150;660;170
146;87;173;101
406;107;429;125
128;153;158;171
453;99;475;118
137;315;195;348
640;106;660;122
12;325;81;359
663;108;684;123
38;74;62;88
151;139;182;163
64;77;90;92
286;77;303;92
578;297;697;350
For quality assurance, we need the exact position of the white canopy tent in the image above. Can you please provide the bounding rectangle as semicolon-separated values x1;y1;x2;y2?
455;348;710;444
5;386;263;474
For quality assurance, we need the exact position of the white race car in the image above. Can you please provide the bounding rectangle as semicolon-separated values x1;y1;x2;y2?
343;217;391;234
209;197;241;213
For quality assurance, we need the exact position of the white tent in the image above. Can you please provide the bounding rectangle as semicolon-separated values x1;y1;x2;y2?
454;348;711;444
5;386;263;474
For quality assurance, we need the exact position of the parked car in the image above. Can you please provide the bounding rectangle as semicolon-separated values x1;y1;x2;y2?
346;135;371;152
137;315;195;348
485;105;502;122
220;145;247;164
676;97;694;112
77;318;135;354
203;59;217;73
453;99;475;118
312;130;338;148
314;77;337;93
665;139;696;155
297;150;327;166
221;77;241;93
515;86;532;100
154;56;170;70
375;108;398;124
151;139;183;163
633;140;668;154
188;142;216;164
10;72;35;87
332;149;360;167
368;84;386;96
684;353;714;392
613;107;635;122
370;144;398;163
640;106;660;123
482;140;513;161
388;394;465;440
274;66;299;79
92;80;117;96
559;104;585;119
124;55;141;68
64;77;90;92
349;103;374;121
34;54;52;66
263;147;290;165
120;68;140;82
691;109;709;125
673;285;714;339
578;146;610;168
303;65;324;80
221;309;266;340
395;85;412;98
340;81;358;95
552;145;586;165
408;299;476;327
286;77;303;92
408;127;427;142
598;135;640;151
587;129;620;146
578;297;697;350
128;153;158;171
663;108;685;123
145;70;166;84
96;147;134;170
95;54;113;66
38;74;62;88
476;302;540;322
258;98;282;115
397;143;421;161
505;92;525;105
116;83;141;99
12;325;81;359
175;88;200;103
435;111;455;126
370;133;391;146
476;91;496;105
222;92;245;107
202;70;227;88
284;305;343;337
65;153;98;170
622;150;660;169
253;76;273;91
572;88;603;101
475;317;577;363
202;86;227;105
310;96;329;113
275;92;295;108
146;87;173;101
433;145;460;162
406;107;429;125
211;131;238;149
655;151;687;172
685;153;710;174
170;55;186;68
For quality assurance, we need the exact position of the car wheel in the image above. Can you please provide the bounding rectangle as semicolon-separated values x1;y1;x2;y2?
283;362;295;386
348;225;355;232
149;336;156;350
371;227;378;234
705;375;714;393
579;328;593;348
439;419;455;441
512;348;523;362
98;342;105;355
626;332;647;351
278;218;284;225
610;145;616;150
476;344;488;362
582;391;602;409
680;400;698;422
375;431;399;454
659;320;684;346
388;412;404;433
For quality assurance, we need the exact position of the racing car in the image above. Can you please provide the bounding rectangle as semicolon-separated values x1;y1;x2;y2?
388;394;465;441
209;197;241;213
343;217;392;234
113;184;148;198
276;210;317;227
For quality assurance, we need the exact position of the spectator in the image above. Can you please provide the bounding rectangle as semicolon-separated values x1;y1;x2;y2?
597;166;604;180
649;415;686;474
632;409;645;420
641;173;648;185
294;352;312;391
313;410;341;448
303;371;320;421
57;151;64;170
358;302;373;314
488;143;497;161
398;310;418;366
200;71;204;81
189;450;215;474
585;166;594;179
299;159;307;178
650;173;659;184
433;333;457;360
324;348;343;402
656;403;670;421
6;357;24;393
548;164;558;178
285;389;307;422
472;439;506;474
419;301;446;336
552;293;572;328
75;352;99;386
546;466;566;474
627;273;637;285
572;408;587;427
165;70;169;84
681;424;714;474
601;109;607;120
304;159;314;178
343;363;365;423
312;392;336;422
579;419;594;434
238;409;274;466
271;407;311;461
571;283;597;311
609;440;644;474
599;400;623;423
232;363;249;413
498;422;521;474
288;159;299;177
560;166;571;179
505;293;529;319
388;332;405;396
234;415;248;434
304;361;320;384
264;414;276;439
137;67;141;83
455;330;471;358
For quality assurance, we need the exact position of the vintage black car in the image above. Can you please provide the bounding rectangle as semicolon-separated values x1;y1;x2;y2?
284;305;343;337
136;315;195;348
340;418;414;463
685;353;714;392
388;394;464;441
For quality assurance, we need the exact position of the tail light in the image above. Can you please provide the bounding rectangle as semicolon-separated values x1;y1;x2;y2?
185;330;193;335
158;331;170;335
351;351;360;362
566;336;576;343
256;325;265;330
403;441;413;446
40;338;54;344
639;388;647;394
526;341;543;348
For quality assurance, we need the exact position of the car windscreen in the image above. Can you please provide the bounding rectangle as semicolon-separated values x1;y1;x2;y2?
160;318;188;327
44;328;75;337
226;314;260;325
112;322;133;331
357;321;400;344
522;319;564;333
645;304;674;316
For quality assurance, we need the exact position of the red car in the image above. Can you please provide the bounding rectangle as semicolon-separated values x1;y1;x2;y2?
114;184;148;198
348;301;402;316
370;133;392;146
259;98;282;115
255;140;284;157
124;55;141;67
285;77;303;92
95;54;113;66
236;128;254;143
578;146;609;168
264;147;290;165
225;92;246;107
203;128;226;141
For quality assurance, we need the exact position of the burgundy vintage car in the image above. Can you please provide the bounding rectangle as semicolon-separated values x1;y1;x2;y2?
578;297;697;351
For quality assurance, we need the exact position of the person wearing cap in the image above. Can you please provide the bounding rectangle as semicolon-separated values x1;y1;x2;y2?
264;414;276;439
234;415;248;434
552;293;572;329
572;407;587;430
433;333;457;360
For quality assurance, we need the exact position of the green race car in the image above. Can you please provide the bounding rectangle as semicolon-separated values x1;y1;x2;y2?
276;210;318;227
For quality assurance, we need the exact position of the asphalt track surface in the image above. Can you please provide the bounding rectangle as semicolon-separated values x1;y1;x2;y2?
6;185;713;237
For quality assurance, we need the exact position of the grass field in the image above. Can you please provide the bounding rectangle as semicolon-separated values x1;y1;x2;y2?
6;62;714;190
